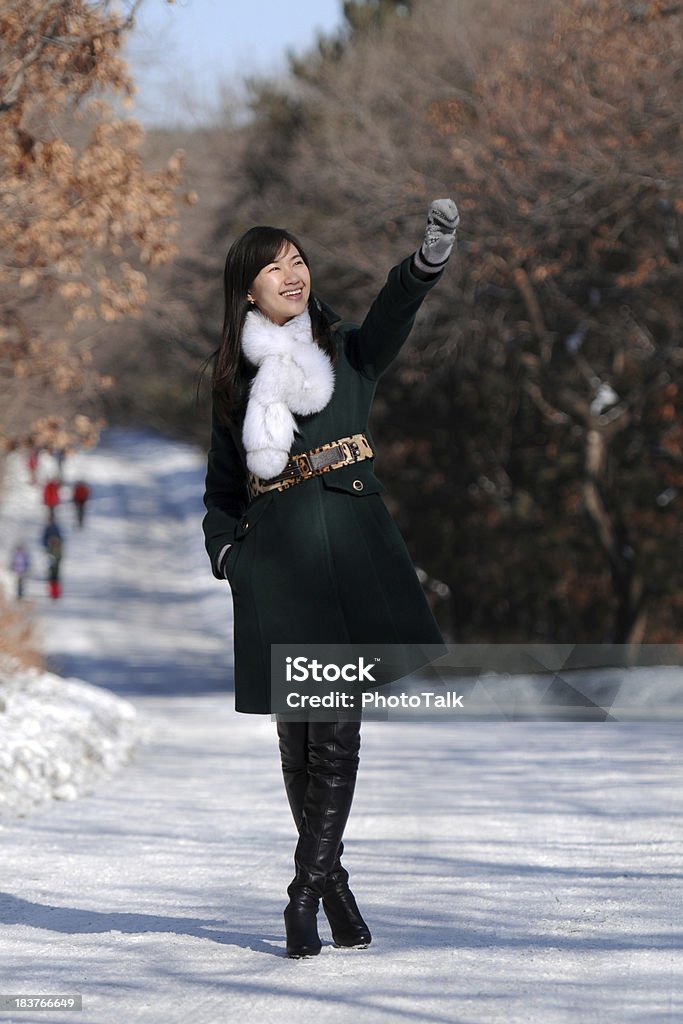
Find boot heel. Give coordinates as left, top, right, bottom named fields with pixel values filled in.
left=323, top=884, right=372, bottom=948
left=284, top=888, right=322, bottom=958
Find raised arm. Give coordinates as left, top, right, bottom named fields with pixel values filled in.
left=344, top=199, right=459, bottom=380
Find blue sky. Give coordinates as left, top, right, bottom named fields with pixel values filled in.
left=125, top=0, right=345, bottom=125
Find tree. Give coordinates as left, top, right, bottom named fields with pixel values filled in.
left=145, top=0, right=681, bottom=641
left=0, top=0, right=184, bottom=452
left=433, top=0, right=683, bottom=640
left=342, top=0, right=412, bottom=33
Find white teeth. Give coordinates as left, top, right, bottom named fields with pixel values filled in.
left=282, top=289, right=302, bottom=297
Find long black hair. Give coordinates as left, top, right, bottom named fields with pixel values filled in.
left=210, top=225, right=335, bottom=427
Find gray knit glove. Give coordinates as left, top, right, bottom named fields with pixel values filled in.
left=413, top=198, right=460, bottom=275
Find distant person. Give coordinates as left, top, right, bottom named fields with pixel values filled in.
left=46, top=534, right=63, bottom=600
left=43, top=478, right=61, bottom=511
left=9, top=543, right=31, bottom=600
left=202, top=200, right=458, bottom=957
left=42, top=511, right=63, bottom=552
left=53, top=447, right=67, bottom=481
left=72, top=480, right=91, bottom=527
left=26, top=447, right=39, bottom=485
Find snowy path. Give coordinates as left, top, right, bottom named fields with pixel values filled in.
left=1, top=431, right=682, bottom=1024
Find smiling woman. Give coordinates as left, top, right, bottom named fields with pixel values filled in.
left=202, top=201, right=460, bottom=958
left=246, top=242, right=311, bottom=325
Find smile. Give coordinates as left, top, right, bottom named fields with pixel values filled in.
left=281, top=289, right=304, bottom=298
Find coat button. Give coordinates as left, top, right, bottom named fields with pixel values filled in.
left=243, top=519, right=249, bottom=530
left=352, top=480, right=364, bottom=491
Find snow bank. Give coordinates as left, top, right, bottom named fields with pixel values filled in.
left=0, top=655, right=143, bottom=818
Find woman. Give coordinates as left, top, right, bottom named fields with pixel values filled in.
left=203, top=199, right=459, bottom=957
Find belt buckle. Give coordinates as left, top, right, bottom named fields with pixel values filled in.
left=291, top=453, right=312, bottom=478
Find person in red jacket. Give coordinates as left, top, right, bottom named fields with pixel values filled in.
left=72, top=480, right=91, bottom=527
left=43, top=478, right=61, bottom=511
left=26, top=448, right=39, bottom=484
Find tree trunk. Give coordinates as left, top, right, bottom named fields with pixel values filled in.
left=583, top=426, right=646, bottom=643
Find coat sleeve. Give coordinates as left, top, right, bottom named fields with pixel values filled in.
left=343, top=255, right=444, bottom=380
left=202, top=410, right=249, bottom=579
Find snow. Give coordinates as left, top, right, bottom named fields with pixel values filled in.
left=1, top=430, right=682, bottom=1024
left=0, top=656, right=140, bottom=815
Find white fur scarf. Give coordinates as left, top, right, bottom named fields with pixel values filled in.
left=241, top=308, right=335, bottom=479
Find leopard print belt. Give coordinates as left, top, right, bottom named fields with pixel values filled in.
left=247, top=432, right=374, bottom=498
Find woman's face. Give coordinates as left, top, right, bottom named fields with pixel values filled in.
left=247, top=242, right=311, bottom=326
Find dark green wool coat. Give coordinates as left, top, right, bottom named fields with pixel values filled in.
left=203, top=255, right=445, bottom=714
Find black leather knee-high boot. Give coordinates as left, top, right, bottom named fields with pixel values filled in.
left=277, top=719, right=371, bottom=956
left=321, top=852, right=372, bottom=949
left=278, top=720, right=309, bottom=830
